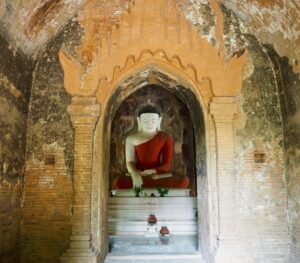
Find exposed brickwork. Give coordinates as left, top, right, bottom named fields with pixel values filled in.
left=210, top=98, right=249, bottom=262
left=21, top=146, right=72, bottom=263
left=234, top=142, right=289, bottom=262
left=0, top=35, right=35, bottom=263
left=21, top=20, right=80, bottom=263
left=60, top=97, right=100, bottom=262
left=0, top=182, right=21, bottom=263
left=228, top=36, right=290, bottom=262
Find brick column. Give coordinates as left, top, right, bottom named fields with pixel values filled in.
left=61, top=97, right=101, bottom=263
left=210, top=97, right=249, bottom=262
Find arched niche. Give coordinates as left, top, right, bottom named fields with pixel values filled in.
left=109, top=84, right=198, bottom=195
left=92, top=66, right=218, bottom=261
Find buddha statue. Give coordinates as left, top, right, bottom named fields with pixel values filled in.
left=112, top=105, right=190, bottom=189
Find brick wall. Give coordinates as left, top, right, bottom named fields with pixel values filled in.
left=20, top=20, right=79, bottom=263
left=21, top=146, right=72, bottom=263
left=234, top=140, right=289, bottom=262
left=0, top=35, right=35, bottom=262
left=233, top=39, right=291, bottom=262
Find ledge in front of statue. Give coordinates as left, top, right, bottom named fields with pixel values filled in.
left=110, top=188, right=190, bottom=197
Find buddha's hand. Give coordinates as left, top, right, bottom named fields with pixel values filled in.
left=131, top=172, right=143, bottom=189
left=140, top=169, right=156, bottom=176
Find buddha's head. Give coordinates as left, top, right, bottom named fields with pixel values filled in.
left=137, top=105, right=162, bottom=133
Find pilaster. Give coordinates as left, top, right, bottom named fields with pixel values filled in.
left=210, top=97, right=251, bottom=262
left=60, top=97, right=101, bottom=263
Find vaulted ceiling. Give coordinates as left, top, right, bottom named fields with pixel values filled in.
left=0, top=0, right=299, bottom=74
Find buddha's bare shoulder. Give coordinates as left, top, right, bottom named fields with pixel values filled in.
left=125, top=131, right=140, bottom=142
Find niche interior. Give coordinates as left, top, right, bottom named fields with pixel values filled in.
left=109, top=85, right=199, bottom=195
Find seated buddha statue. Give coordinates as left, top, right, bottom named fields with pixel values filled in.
left=112, top=105, right=190, bottom=189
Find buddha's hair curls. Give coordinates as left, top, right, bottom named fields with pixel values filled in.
left=138, top=105, right=160, bottom=116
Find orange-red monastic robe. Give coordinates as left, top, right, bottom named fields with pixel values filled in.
left=113, top=132, right=190, bottom=189
left=135, top=132, right=173, bottom=174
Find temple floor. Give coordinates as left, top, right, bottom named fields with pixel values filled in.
left=109, top=235, right=198, bottom=255
left=105, top=235, right=203, bottom=263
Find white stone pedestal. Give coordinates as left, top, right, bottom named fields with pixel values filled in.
left=145, top=224, right=159, bottom=237
left=111, top=188, right=190, bottom=197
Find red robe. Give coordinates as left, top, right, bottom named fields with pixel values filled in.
left=113, top=132, right=189, bottom=189
left=135, top=132, right=173, bottom=174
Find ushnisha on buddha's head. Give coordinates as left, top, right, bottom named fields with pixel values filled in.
left=137, top=105, right=162, bottom=133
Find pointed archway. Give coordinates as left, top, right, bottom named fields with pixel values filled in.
left=95, top=67, right=209, bottom=260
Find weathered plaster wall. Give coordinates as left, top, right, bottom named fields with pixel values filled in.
left=1, top=0, right=299, bottom=77
left=0, top=0, right=130, bottom=56
left=234, top=35, right=289, bottom=261
left=267, top=48, right=300, bottom=263
left=20, top=21, right=81, bottom=263
left=172, top=2, right=289, bottom=260
left=186, top=7, right=289, bottom=260
left=223, top=0, right=300, bottom=75
left=284, top=72, right=300, bottom=263
left=210, top=6, right=289, bottom=262
left=0, top=0, right=85, bottom=56
left=0, top=35, right=35, bottom=263
left=280, top=66, right=300, bottom=263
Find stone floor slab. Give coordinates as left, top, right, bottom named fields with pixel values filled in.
left=104, top=235, right=203, bottom=262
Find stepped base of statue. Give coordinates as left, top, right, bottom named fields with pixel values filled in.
left=113, top=174, right=190, bottom=189
left=145, top=224, right=159, bottom=237
left=110, top=188, right=190, bottom=197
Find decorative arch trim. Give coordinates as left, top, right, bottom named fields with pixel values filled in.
left=59, top=0, right=248, bottom=99
left=96, top=56, right=214, bottom=114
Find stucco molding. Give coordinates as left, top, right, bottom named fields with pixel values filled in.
left=67, top=97, right=101, bottom=128
left=59, top=0, right=248, bottom=99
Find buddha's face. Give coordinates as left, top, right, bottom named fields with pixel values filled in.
left=139, top=113, right=160, bottom=133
